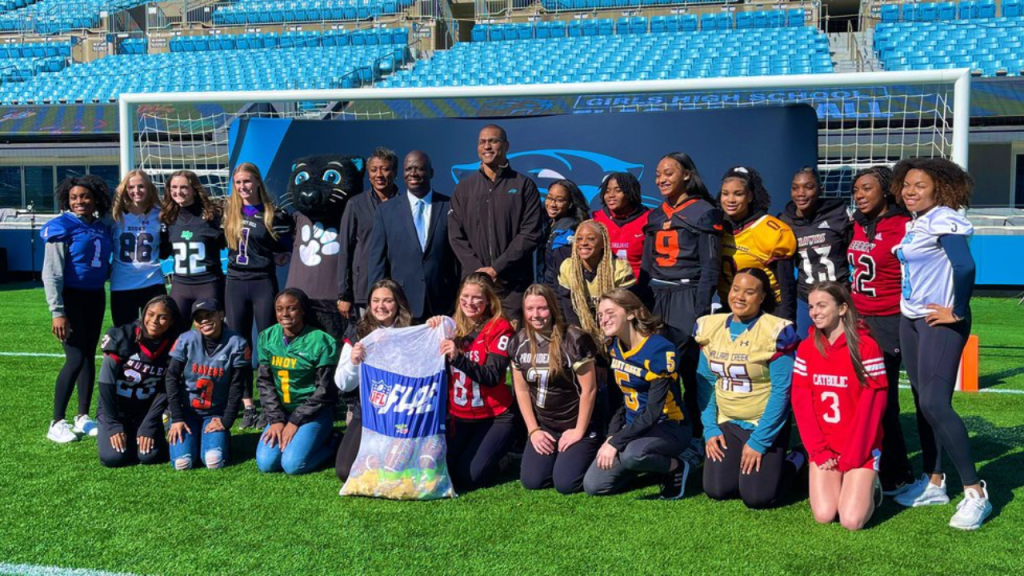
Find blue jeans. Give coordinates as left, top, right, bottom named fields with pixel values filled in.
left=795, top=297, right=812, bottom=341
left=168, top=411, right=230, bottom=470
left=256, top=410, right=335, bottom=475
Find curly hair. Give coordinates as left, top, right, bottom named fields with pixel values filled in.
left=55, top=174, right=112, bottom=217
left=564, top=220, right=617, bottom=343
left=891, top=157, right=973, bottom=211
left=548, top=179, right=591, bottom=225
left=599, top=172, right=644, bottom=214
left=661, top=152, right=713, bottom=204
left=718, top=166, right=772, bottom=216
left=111, top=169, right=159, bottom=223
left=357, top=279, right=413, bottom=339
left=160, top=170, right=220, bottom=224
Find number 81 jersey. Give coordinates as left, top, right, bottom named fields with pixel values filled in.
left=694, top=313, right=797, bottom=426
left=449, top=318, right=515, bottom=420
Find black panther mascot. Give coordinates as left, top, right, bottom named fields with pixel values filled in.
left=284, top=155, right=366, bottom=339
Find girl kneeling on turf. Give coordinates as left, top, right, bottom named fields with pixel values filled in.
left=695, top=268, right=802, bottom=509
left=511, top=284, right=600, bottom=494
left=97, top=296, right=182, bottom=467
left=792, top=282, right=887, bottom=530
left=429, top=273, right=516, bottom=492
left=334, top=279, right=414, bottom=482
left=256, top=288, right=340, bottom=475
left=166, top=299, right=250, bottom=470
left=583, top=289, right=692, bottom=499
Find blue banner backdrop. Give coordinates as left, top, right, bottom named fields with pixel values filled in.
left=228, top=105, right=818, bottom=214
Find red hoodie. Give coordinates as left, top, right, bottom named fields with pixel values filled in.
left=792, top=323, right=887, bottom=471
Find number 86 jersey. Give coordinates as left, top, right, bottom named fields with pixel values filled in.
left=448, top=318, right=515, bottom=420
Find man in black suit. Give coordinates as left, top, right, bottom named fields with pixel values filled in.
left=367, top=150, right=459, bottom=322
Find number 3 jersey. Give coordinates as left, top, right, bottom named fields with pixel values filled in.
left=448, top=318, right=515, bottom=420
left=161, top=202, right=225, bottom=285
left=257, top=323, right=339, bottom=413
left=694, top=313, right=798, bottom=427
left=111, top=208, right=164, bottom=291
left=168, top=328, right=250, bottom=419
left=779, top=198, right=852, bottom=299
left=792, top=326, right=887, bottom=470
left=509, top=326, right=598, bottom=432
left=848, top=206, right=911, bottom=317
left=894, top=206, right=974, bottom=319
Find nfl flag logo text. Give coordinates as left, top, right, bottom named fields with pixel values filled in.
left=370, top=380, right=390, bottom=408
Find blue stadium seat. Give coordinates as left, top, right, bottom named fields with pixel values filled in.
left=959, top=1, right=978, bottom=19
left=737, top=13, right=754, bottom=29
left=978, top=0, right=996, bottom=18
left=1005, top=0, right=1022, bottom=17
left=920, top=3, right=938, bottom=21
left=472, top=25, right=487, bottom=42
left=937, top=2, right=957, bottom=20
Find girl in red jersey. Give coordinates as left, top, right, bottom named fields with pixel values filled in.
left=792, top=282, right=888, bottom=531
left=428, top=273, right=516, bottom=491
left=593, top=172, right=649, bottom=281
left=846, top=166, right=915, bottom=496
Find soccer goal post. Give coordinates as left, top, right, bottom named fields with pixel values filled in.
left=118, top=69, right=972, bottom=197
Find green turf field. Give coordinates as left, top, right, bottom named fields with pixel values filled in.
left=1, top=285, right=1022, bottom=575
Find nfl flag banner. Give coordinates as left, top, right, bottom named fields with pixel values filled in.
left=340, top=319, right=456, bottom=500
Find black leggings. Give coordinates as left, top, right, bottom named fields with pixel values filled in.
left=900, top=315, right=980, bottom=486
left=110, top=284, right=167, bottom=327
left=520, top=428, right=602, bottom=494
left=703, top=421, right=795, bottom=509
left=169, top=279, right=224, bottom=324
left=53, top=288, right=106, bottom=422
left=97, top=413, right=168, bottom=467
left=652, top=285, right=702, bottom=439
left=864, top=314, right=914, bottom=491
left=335, top=399, right=362, bottom=483
left=447, top=411, right=517, bottom=492
left=225, top=276, right=278, bottom=400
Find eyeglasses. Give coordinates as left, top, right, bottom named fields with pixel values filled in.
left=545, top=196, right=570, bottom=205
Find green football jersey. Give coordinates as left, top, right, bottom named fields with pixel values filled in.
left=258, top=324, right=339, bottom=411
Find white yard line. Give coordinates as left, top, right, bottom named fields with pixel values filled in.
left=0, top=563, right=138, bottom=576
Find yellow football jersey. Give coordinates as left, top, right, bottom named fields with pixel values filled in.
left=694, top=312, right=796, bottom=427
left=718, top=214, right=797, bottom=304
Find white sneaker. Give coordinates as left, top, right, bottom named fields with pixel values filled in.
left=949, top=482, right=992, bottom=531
left=895, top=473, right=950, bottom=507
left=72, top=414, right=98, bottom=437
left=47, top=419, right=79, bottom=444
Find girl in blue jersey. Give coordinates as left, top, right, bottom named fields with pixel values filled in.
left=160, top=170, right=225, bottom=320
left=890, top=158, right=990, bottom=530
left=538, top=179, right=589, bottom=287
left=583, top=288, right=692, bottom=500
left=42, top=175, right=114, bottom=444
left=223, top=163, right=292, bottom=428
left=165, top=299, right=250, bottom=470
left=110, top=169, right=166, bottom=327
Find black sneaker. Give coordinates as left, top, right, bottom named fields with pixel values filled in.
left=256, top=410, right=267, bottom=430
left=240, top=406, right=258, bottom=429
left=660, top=459, right=691, bottom=500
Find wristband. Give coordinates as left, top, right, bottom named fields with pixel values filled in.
left=528, top=428, right=541, bottom=437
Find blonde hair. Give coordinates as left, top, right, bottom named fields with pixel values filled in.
left=224, top=163, right=278, bottom=251
left=160, top=170, right=220, bottom=224
left=111, top=169, right=160, bottom=223
left=521, top=284, right=568, bottom=380
left=565, top=220, right=615, bottom=342
left=454, top=273, right=505, bottom=340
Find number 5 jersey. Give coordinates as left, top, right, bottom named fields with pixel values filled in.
left=166, top=327, right=250, bottom=427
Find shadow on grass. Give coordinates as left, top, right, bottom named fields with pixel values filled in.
left=979, top=365, right=1024, bottom=389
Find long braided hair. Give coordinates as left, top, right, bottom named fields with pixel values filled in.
left=565, top=220, right=615, bottom=342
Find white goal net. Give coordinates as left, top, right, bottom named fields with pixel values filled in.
left=120, top=70, right=971, bottom=199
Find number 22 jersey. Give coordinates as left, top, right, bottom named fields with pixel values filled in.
left=448, top=318, right=515, bottom=420
left=111, top=208, right=164, bottom=291
left=162, top=202, right=225, bottom=285
left=848, top=206, right=910, bottom=317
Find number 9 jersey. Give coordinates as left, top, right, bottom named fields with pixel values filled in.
left=448, top=317, right=515, bottom=420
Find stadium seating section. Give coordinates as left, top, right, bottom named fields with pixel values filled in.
left=875, top=3, right=1024, bottom=76
left=0, top=41, right=72, bottom=85
left=0, top=0, right=147, bottom=34
left=0, top=30, right=409, bottom=105
left=213, top=0, right=415, bottom=26
left=541, top=0, right=736, bottom=9
left=383, top=14, right=831, bottom=87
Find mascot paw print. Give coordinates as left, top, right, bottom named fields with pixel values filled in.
left=299, top=222, right=340, bottom=267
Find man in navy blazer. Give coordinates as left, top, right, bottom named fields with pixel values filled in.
left=367, top=151, right=459, bottom=322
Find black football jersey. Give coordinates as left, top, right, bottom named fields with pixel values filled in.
left=162, top=204, right=225, bottom=285
left=227, top=209, right=293, bottom=279
left=509, top=326, right=597, bottom=432
left=780, top=198, right=852, bottom=298
left=101, top=322, right=174, bottom=404
left=644, top=198, right=724, bottom=282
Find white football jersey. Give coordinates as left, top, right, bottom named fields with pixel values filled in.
left=894, top=206, right=973, bottom=319
left=110, top=208, right=165, bottom=291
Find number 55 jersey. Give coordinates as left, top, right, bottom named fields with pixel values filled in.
left=167, top=327, right=250, bottom=425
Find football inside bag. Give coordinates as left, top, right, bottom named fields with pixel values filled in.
left=340, top=319, right=456, bottom=500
